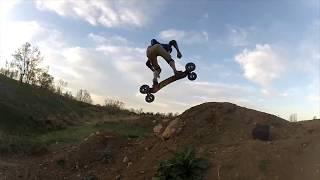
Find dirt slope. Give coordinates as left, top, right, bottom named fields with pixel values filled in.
left=0, top=74, right=133, bottom=135
left=1, top=102, right=320, bottom=180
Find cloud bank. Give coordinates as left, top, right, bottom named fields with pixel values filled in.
left=36, top=0, right=164, bottom=28
left=159, top=29, right=209, bottom=44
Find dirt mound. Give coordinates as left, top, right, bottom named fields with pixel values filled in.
left=169, top=102, right=290, bottom=144
left=147, top=102, right=320, bottom=180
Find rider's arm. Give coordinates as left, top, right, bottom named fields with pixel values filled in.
left=169, top=40, right=182, bottom=58
left=146, top=59, right=154, bottom=71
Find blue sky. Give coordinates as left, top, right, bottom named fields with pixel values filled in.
left=0, top=0, right=319, bottom=120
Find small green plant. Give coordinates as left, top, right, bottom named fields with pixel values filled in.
left=94, top=121, right=150, bottom=138
left=83, top=174, right=98, bottom=180
left=0, top=134, right=47, bottom=154
left=100, top=146, right=113, bottom=164
left=56, top=158, right=66, bottom=167
left=155, top=146, right=209, bottom=180
left=258, top=159, right=270, bottom=172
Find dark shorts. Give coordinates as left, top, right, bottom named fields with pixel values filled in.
left=146, top=44, right=174, bottom=71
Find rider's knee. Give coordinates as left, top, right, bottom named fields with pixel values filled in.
left=146, top=60, right=152, bottom=68
left=167, top=59, right=174, bottom=65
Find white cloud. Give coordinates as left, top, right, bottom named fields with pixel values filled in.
left=88, top=33, right=128, bottom=45
left=235, top=44, right=286, bottom=87
left=227, top=25, right=249, bottom=47
left=0, top=21, right=58, bottom=66
left=159, top=29, right=209, bottom=44
left=35, top=0, right=164, bottom=28
left=0, top=0, right=20, bottom=20
left=261, top=88, right=289, bottom=97
left=95, top=44, right=148, bottom=84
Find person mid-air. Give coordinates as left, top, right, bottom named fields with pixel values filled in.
left=146, top=39, right=183, bottom=86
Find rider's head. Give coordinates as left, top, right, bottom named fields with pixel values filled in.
left=151, top=39, right=159, bottom=46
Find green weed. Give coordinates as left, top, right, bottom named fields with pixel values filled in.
left=258, top=159, right=270, bottom=173
left=155, top=146, right=210, bottom=180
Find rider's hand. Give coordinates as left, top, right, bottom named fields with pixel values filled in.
left=177, top=52, right=182, bottom=59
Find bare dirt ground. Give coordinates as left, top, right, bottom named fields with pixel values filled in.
left=1, top=102, right=320, bottom=180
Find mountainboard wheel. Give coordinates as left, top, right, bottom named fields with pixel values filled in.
left=188, top=72, right=197, bottom=81
left=140, top=84, right=150, bottom=94
left=145, top=94, right=155, bottom=103
left=185, top=62, right=196, bottom=72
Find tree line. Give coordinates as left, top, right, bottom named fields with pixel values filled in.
left=0, top=42, right=92, bottom=104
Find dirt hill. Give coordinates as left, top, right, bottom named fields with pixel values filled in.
left=0, top=74, right=109, bottom=134
left=1, top=102, right=320, bottom=180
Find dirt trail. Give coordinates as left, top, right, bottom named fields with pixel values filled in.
left=1, top=102, right=320, bottom=180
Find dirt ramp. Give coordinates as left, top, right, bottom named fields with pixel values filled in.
left=171, top=102, right=290, bottom=145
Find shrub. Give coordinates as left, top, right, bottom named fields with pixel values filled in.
left=104, top=98, right=125, bottom=114
left=0, top=134, right=47, bottom=154
left=155, top=146, right=209, bottom=180
left=258, top=159, right=270, bottom=173
left=100, top=146, right=113, bottom=164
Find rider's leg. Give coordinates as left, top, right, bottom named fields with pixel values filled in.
left=169, top=60, right=178, bottom=74
left=147, top=45, right=161, bottom=85
left=153, top=68, right=161, bottom=84
left=150, top=57, right=161, bottom=81
left=156, top=45, right=182, bottom=75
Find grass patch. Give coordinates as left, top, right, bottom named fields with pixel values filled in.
left=0, top=134, right=47, bottom=154
left=37, top=125, right=97, bottom=144
left=258, top=159, right=270, bottom=173
left=56, top=158, right=66, bottom=167
left=0, top=121, right=150, bottom=154
left=38, top=121, right=150, bottom=145
left=94, top=121, right=150, bottom=138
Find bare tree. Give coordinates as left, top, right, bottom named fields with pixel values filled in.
left=0, top=60, right=18, bottom=79
left=56, top=79, right=68, bottom=95
left=76, top=89, right=92, bottom=104
left=64, top=91, right=74, bottom=99
left=0, top=60, right=10, bottom=76
left=289, top=113, right=298, bottom=122
left=12, top=42, right=43, bottom=83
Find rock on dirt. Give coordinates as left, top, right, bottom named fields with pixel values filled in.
left=122, top=156, right=129, bottom=163
left=161, top=118, right=185, bottom=140
left=115, top=175, right=121, bottom=180
left=153, top=124, right=163, bottom=134
left=127, top=162, right=133, bottom=168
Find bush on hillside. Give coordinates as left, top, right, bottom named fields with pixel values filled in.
left=155, top=146, right=209, bottom=180
left=0, top=134, right=47, bottom=154
left=103, top=98, right=125, bottom=114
